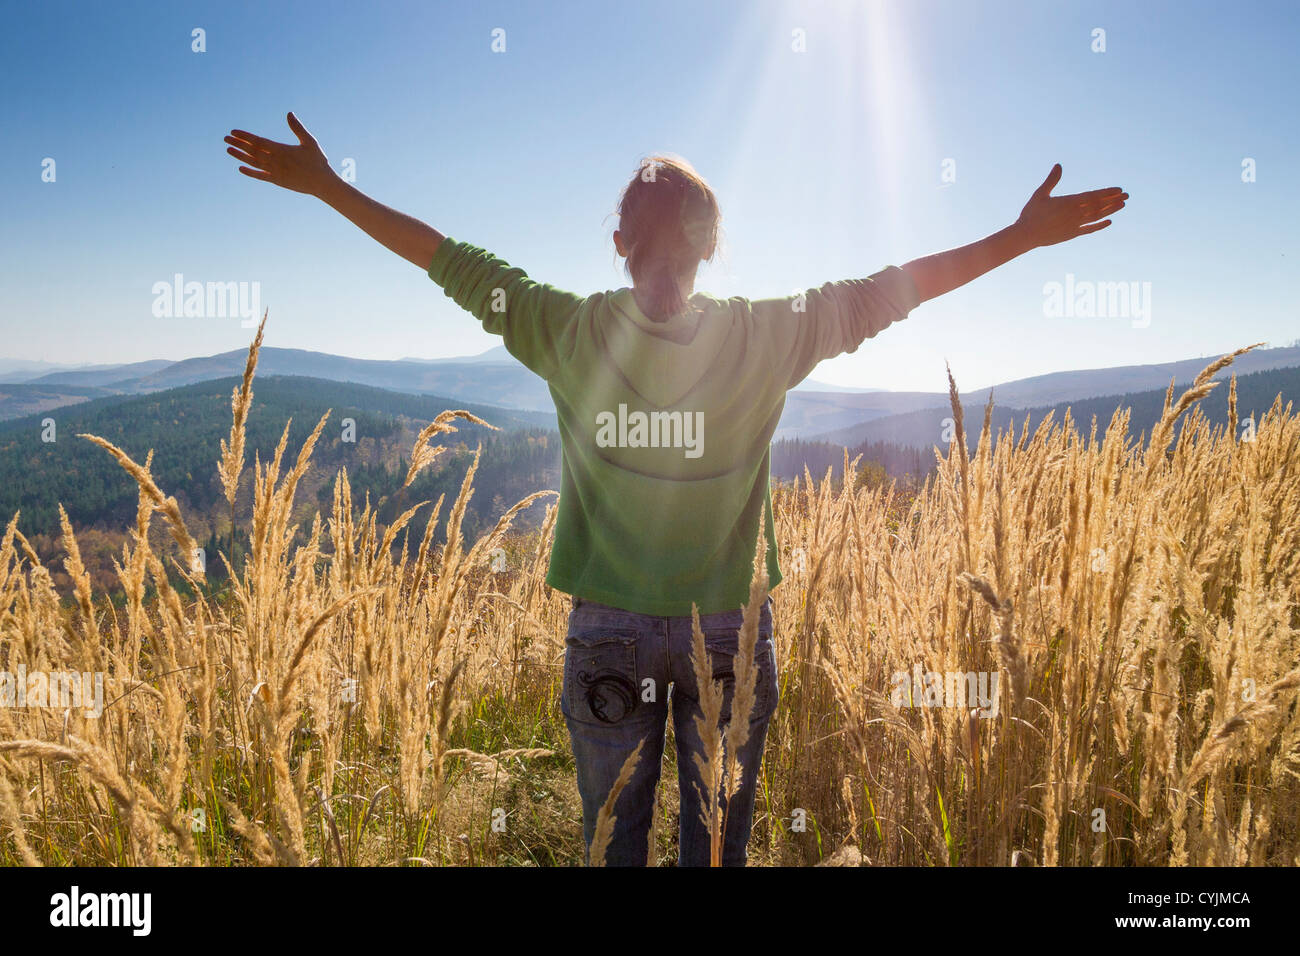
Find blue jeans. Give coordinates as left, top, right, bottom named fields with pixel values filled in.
left=560, top=594, right=779, bottom=866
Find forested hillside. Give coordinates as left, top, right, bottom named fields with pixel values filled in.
left=0, top=375, right=557, bottom=543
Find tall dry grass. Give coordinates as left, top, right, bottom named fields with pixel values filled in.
left=766, top=345, right=1300, bottom=865
left=0, top=321, right=1296, bottom=866
left=0, top=316, right=561, bottom=866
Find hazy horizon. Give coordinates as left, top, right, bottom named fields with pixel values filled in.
left=5, top=339, right=1298, bottom=399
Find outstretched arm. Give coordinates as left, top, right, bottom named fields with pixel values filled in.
left=227, top=112, right=585, bottom=381
left=225, top=113, right=444, bottom=269
left=900, top=164, right=1127, bottom=303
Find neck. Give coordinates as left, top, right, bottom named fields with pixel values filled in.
left=632, top=276, right=695, bottom=319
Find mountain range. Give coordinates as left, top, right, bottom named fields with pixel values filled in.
left=3, top=342, right=1298, bottom=444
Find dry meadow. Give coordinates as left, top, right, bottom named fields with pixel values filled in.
left=2, top=322, right=1297, bottom=867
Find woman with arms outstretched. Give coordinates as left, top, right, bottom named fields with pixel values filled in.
left=226, top=113, right=1126, bottom=866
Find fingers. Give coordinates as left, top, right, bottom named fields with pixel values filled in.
left=1033, top=163, right=1063, bottom=199
left=1063, top=187, right=1127, bottom=204
left=1076, top=219, right=1111, bottom=236
left=225, top=134, right=268, bottom=153
left=226, top=145, right=264, bottom=168
left=1077, top=196, right=1127, bottom=226
left=286, top=111, right=318, bottom=146
left=1051, top=187, right=1127, bottom=231
left=237, top=166, right=274, bottom=182
left=228, top=129, right=284, bottom=152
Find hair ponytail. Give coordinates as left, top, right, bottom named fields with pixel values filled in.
left=615, top=156, right=720, bottom=321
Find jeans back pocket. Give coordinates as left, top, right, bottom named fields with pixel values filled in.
left=563, top=627, right=640, bottom=725
left=695, top=627, right=778, bottom=723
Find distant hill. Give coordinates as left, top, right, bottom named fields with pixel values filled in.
left=779, top=347, right=1300, bottom=441
left=791, top=379, right=883, bottom=393
left=0, top=384, right=120, bottom=421
left=959, top=345, right=1300, bottom=409
left=24, top=359, right=175, bottom=388
left=0, top=358, right=178, bottom=380
left=5, top=341, right=1297, bottom=441
left=13, top=346, right=551, bottom=410
left=774, top=390, right=950, bottom=440
left=810, top=365, right=1300, bottom=451
left=0, top=376, right=558, bottom=540
left=397, top=345, right=512, bottom=364
left=89, top=347, right=554, bottom=410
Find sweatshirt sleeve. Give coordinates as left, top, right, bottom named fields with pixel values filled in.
left=754, top=266, right=921, bottom=389
left=428, top=237, right=585, bottom=381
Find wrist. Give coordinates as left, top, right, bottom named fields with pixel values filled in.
left=1006, top=220, right=1039, bottom=256
left=314, top=169, right=348, bottom=205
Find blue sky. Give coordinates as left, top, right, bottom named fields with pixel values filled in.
left=2, top=0, right=1296, bottom=393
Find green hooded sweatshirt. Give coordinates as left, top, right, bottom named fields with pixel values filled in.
left=428, top=238, right=920, bottom=616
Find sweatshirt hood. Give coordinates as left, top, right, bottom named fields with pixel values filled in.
left=604, top=287, right=736, bottom=408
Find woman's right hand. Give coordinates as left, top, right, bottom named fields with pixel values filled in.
left=225, top=112, right=337, bottom=197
